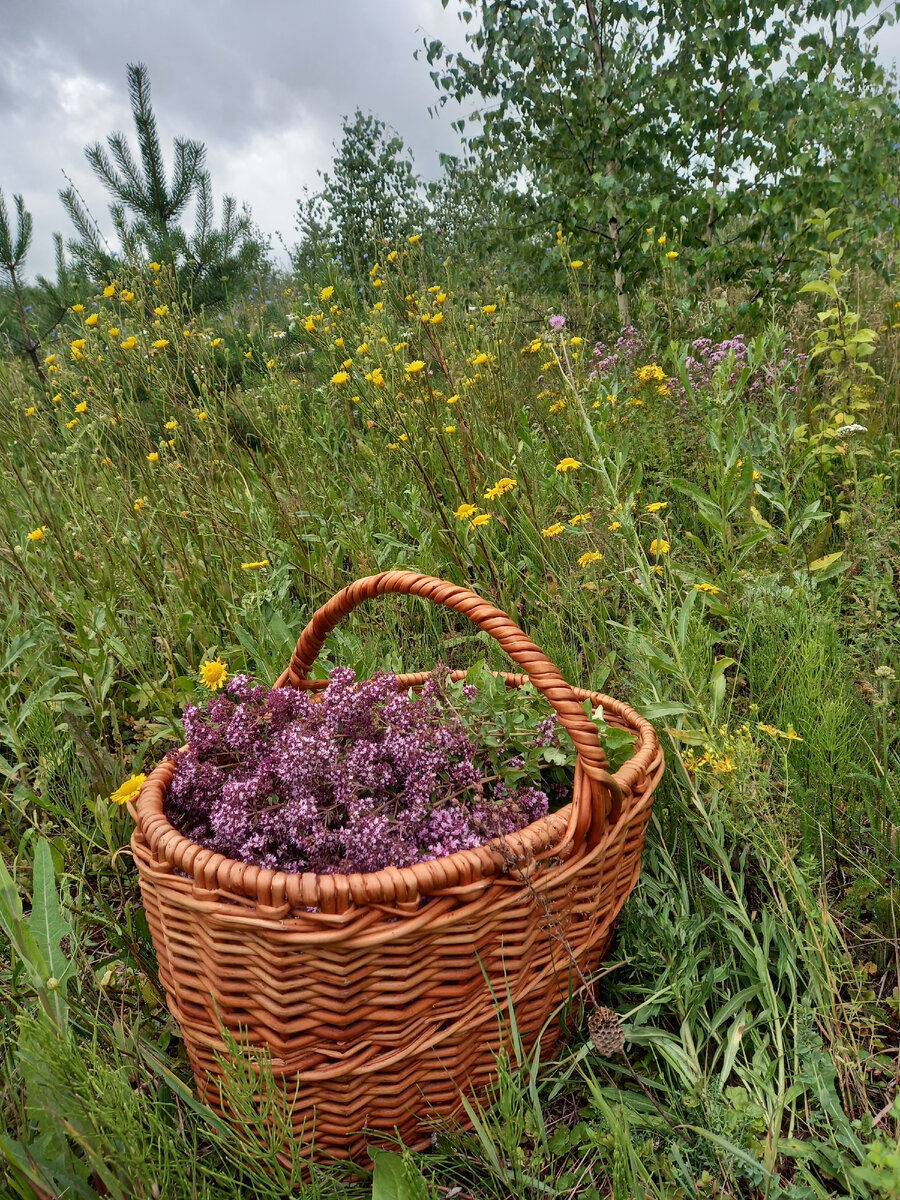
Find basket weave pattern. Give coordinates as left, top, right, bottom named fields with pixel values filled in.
left=131, top=571, right=663, bottom=1162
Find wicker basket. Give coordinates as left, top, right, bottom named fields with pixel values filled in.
left=130, top=571, right=663, bottom=1163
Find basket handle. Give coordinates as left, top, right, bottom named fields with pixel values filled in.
left=281, top=571, right=619, bottom=801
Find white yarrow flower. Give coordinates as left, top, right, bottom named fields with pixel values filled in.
left=834, top=423, right=867, bottom=436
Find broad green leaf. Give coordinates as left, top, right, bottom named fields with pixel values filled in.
left=28, top=840, right=75, bottom=991
left=371, top=1150, right=432, bottom=1200
left=808, top=551, right=843, bottom=572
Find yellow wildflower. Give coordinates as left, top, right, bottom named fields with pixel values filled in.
left=71, top=303, right=84, bottom=313
left=408, top=234, right=421, bottom=244
left=608, top=521, right=622, bottom=531
left=570, top=260, right=584, bottom=269
left=75, top=400, right=87, bottom=413
left=165, top=420, right=178, bottom=430
left=694, top=582, right=720, bottom=595
left=66, top=418, right=78, bottom=428
left=154, top=305, right=168, bottom=317
left=657, top=234, right=666, bottom=245
left=108, top=327, right=120, bottom=337
left=578, top=551, right=602, bottom=566
left=134, top=497, right=146, bottom=511
left=473, top=352, right=489, bottom=366
left=455, top=503, right=478, bottom=520
left=51, top=393, right=61, bottom=403
left=110, top=773, right=146, bottom=805
left=444, top=425, right=457, bottom=434
left=541, top=523, right=565, bottom=538
left=241, top=561, right=269, bottom=570
left=149, top=261, right=161, bottom=271
left=645, top=501, right=668, bottom=513
left=484, top=478, right=517, bottom=500
left=471, top=513, right=491, bottom=527
left=447, top=394, right=459, bottom=404
left=482, top=304, right=497, bottom=314
left=196, top=411, right=208, bottom=421
left=25, top=406, right=35, bottom=416
left=666, top=251, right=679, bottom=260
left=555, top=457, right=581, bottom=472
left=569, top=512, right=592, bottom=525
left=85, top=313, right=98, bottom=327
left=331, top=371, right=349, bottom=385
left=120, top=336, right=137, bottom=349
left=27, top=526, right=47, bottom=541
left=152, top=339, right=169, bottom=350
left=320, top=285, right=334, bottom=301
left=649, top=539, right=670, bottom=555
left=44, top=353, right=56, bottom=364
left=147, top=451, right=159, bottom=462
left=405, top=360, right=425, bottom=374
left=71, top=338, right=86, bottom=351
left=121, top=290, right=134, bottom=302
left=199, top=658, right=228, bottom=691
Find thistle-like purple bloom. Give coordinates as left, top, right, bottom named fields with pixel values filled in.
left=165, top=667, right=553, bottom=877
left=549, top=314, right=566, bottom=331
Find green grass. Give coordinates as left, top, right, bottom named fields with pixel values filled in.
left=2, top=239, right=900, bottom=1197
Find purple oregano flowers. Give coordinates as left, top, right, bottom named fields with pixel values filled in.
left=165, top=666, right=559, bottom=876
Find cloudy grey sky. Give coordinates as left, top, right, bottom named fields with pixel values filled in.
left=2, top=0, right=899, bottom=280
left=1, top=0, right=468, bottom=278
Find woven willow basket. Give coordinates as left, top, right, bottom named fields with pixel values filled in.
left=130, top=571, right=663, bottom=1164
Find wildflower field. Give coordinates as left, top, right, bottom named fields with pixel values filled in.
left=3, top=3, right=900, bottom=1192
left=2, top=219, right=900, bottom=1197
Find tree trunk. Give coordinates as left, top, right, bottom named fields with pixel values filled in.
left=609, top=214, right=630, bottom=325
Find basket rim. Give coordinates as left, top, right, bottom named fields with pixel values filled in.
left=130, top=670, right=661, bottom=911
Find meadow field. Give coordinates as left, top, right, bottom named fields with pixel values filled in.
left=2, top=2, right=900, bottom=1190
left=1, top=224, right=899, bottom=1197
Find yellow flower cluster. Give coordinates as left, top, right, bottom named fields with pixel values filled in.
left=635, top=364, right=666, bottom=386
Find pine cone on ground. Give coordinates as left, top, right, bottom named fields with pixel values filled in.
left=588, top=1006, right=625, bottom=1057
